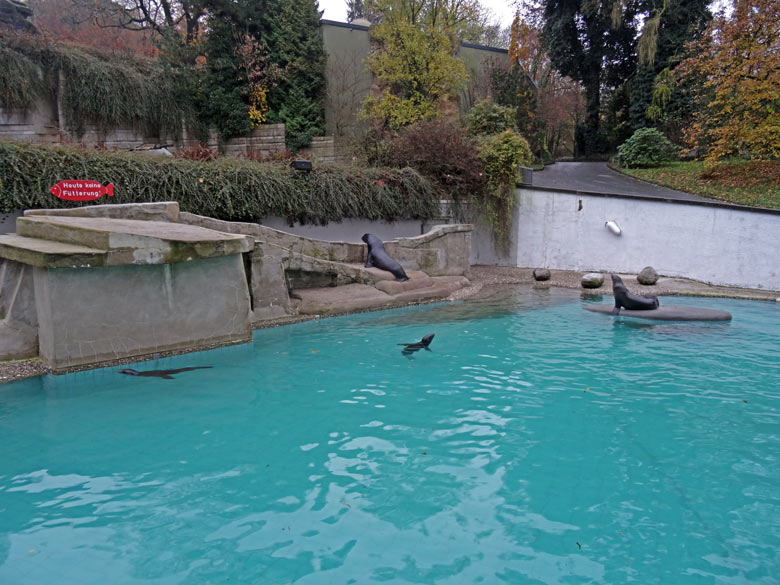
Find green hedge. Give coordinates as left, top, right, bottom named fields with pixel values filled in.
left=0, top=141, right=440, bottom=224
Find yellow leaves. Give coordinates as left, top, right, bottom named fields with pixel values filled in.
left=363, top=91, right=438, bottom=129
left=248, top=85, right=269, bottom=127
left=364, top=1, right=467, bottom=128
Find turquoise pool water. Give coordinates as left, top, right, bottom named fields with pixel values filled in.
left=1, top=288, right=779, bottom=585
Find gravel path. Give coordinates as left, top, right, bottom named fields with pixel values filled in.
left=2, top=266, right=777, bottom=385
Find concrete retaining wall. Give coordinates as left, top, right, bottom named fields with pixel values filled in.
left=508, top=187, right=780, bottom=291
left=258, top=217, right=432, bottom=242
left=33, top=255, right=252, bottom=370
left=0, top=102, right=60, bottom=144
left=3, top=208, right=444, bottom=243
left=0, top=99, right=287, bottom=155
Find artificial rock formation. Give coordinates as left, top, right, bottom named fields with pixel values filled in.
left=0, top=202, right=472, bottom=370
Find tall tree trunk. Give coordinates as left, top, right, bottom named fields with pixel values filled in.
left=581, top=65, right=601, bottom=155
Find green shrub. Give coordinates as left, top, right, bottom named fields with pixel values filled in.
left=463, top=99, right=516, bottom=136
left=0, top=141, right=439, bottom=224
left=616, top=127, right=679, bottom=168
left=477, top=129, right=532, bottom=252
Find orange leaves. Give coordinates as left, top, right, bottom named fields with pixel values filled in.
left=678, top=0, right=780, bottom=160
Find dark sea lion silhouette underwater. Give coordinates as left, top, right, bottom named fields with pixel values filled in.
left=398, top=334, right=435, bottom=355
left=118, top=366, right=212, bottom=379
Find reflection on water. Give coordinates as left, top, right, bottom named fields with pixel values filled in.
left=368, top=285, right=584, bottom=326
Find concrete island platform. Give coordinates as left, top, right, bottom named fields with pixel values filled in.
left=584, top=304, right=733, bottom=321
left=0, top=202, right=473, bottom=372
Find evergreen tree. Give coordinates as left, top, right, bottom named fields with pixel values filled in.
left=541, top=0, right=639, bottom=156
left=263, top=0, right=327, bottom=151
left=347, top=0, right=365, bottom=21
left=629, top=0, right=711, bottom=131
left=199, top=0, right=326, bottom=150
left=198, top=11, right=253, bottom=140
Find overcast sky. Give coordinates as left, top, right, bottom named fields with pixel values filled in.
left=318, top=0, right=518, bottom=27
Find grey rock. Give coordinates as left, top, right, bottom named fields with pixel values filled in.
left=637, top=266, right=659, bottom=285
left=581, top=273, right=604, bottom=289
left=533, top=268, right=551, bottom=281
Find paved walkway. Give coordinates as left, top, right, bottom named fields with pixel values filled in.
left=533, top=161, right=712, bottom=202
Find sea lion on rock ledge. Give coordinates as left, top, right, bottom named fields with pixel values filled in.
left=362, top=233, right=409, bottom=282
left=611, top=274, right=659, bottom=314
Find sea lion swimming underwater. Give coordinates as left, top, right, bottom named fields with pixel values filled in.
left=118, top=366, right=212, bottom=379
left=398, top=334, right=435, bottom=355
left=611, top=274, right=659, bottom=314
left=362, top=233, right=409, bottom=282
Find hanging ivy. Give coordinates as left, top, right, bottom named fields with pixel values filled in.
left=0, top=33, right=192, bottom=140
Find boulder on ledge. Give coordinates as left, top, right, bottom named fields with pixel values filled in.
left=533, top=268, right=551, bottom=281
left=638, top=266, right=659, bottom=285
left=581, top=273, right=604, bottom=289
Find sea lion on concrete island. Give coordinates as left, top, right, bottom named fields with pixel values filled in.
left=362, top=233, right=409, bottom=282
left=398, top=334, right=435, bottom=355
left=118, top=366, right=212, bottom=379
left=611, top=274, right=659, bottom=314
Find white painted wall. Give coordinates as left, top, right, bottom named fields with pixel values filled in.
left=259, top=217, right=434, bottom=242
left=510, top=188, right=780, bottom=290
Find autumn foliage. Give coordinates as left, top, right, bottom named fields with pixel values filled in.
left=28, top=0, right=157, bottom=57
left=503, top=12, right=583, bottom=159
left=678, top=0, right=780, bottom=160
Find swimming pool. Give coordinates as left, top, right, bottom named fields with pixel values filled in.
left=1, top=288, right=778, bottom=584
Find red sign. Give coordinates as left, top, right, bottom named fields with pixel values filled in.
left=50, top=180, right=114, bottom=202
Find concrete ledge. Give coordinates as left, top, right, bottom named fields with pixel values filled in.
left=15, top=216, right=254, bottom=265
left=0, top=321, right=38, bottom=360
left=25, top=202, right=181, bottom=222
left=374, top=271, right=433, bottom=294
left=0, top=234, right=106, bottom=268
left=395, top=224, right=473, bottom=247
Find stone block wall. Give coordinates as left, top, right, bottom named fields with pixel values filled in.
left=0, top=97, right=288, bottom=156
left=0, top=101, right=60, bottom=145
left=300, top=136, right=337, bottom=163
